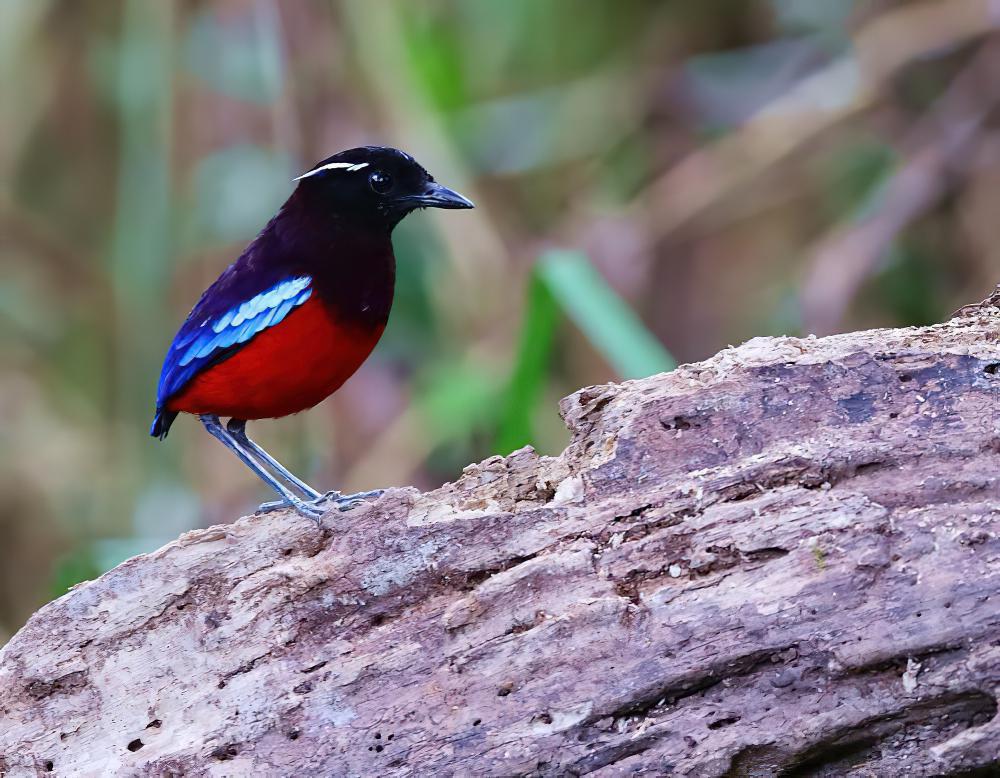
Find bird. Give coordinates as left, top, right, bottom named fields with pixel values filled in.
left=151, top=146, right=474, bottom=520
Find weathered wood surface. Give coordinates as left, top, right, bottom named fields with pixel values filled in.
left=2, top=304, right=1000, bottom=777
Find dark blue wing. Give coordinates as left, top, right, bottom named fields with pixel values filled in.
left=155, top=275, right=313, bottom=409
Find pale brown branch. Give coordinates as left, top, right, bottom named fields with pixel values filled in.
left=1, top=305, right=1000, bottom=775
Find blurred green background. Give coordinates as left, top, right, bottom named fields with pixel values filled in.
left=3, top=0, right=999, bottom=639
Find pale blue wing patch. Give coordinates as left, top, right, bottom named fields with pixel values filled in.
left=156, top=274, right=316, bottom=405
left=176, top=275, right=313, bottom=368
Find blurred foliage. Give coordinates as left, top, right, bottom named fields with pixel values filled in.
left=496, top=251, right=675, bottom=454
left=3, top=0, right=1000, bottom=638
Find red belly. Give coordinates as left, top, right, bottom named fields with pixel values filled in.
left=167, top=297, right=384, bottom=420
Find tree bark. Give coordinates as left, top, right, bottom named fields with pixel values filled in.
left=2, top=302, right=1000, bottom=777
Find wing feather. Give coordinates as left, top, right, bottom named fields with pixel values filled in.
left=157, top=275, right=313, bottom=405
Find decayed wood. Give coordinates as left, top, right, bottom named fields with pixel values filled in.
left=2, top=303, right=1000, bottom=777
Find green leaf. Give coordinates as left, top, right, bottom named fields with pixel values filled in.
left=50, top=546, right=103, bottom=597
left=495, top=270, right=560, bottom=454
left=416, top=359, right=499, bottom=439
left=537, top=250, right=675, bottom=379
left=495, top=250, right=674, bottom=454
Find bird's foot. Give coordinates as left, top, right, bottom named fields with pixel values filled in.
left=256, top=488, right=385, bottom=519
left=316, top=488, right=386, bottom=512
left=256, top=495, right=325, bottom=521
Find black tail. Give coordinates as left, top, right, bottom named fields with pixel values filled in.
left=150, top=407, right=178, bottom=440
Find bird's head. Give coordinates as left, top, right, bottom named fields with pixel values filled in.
left=292, top=146, right=474, bottom=229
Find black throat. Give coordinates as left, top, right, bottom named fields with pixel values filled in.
left=275, top=189, right=397, bottom=329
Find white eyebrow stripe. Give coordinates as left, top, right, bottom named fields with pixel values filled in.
left=293, top=161, right=369, bottom=181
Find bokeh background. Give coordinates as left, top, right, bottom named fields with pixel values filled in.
left=4, top=0, right=1000, bottom=639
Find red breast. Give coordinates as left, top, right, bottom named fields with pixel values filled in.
left=167, top=296, right=384, bottom=420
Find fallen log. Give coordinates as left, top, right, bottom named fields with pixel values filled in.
left=2, top=300, right=1000, bottom=776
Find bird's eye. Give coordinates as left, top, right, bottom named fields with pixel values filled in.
left=368, top=170, right=393, bottom=194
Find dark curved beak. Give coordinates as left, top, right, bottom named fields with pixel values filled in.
left=407, top=181, right=475, bottom=210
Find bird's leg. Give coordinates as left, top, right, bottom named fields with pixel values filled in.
left=225, top=419, right=322, bottom=500
left=216, top=418, right=385, bottom=514
left=218, top=419, right=383, bottom=514
left=199, top=414, right=323, bottom=521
